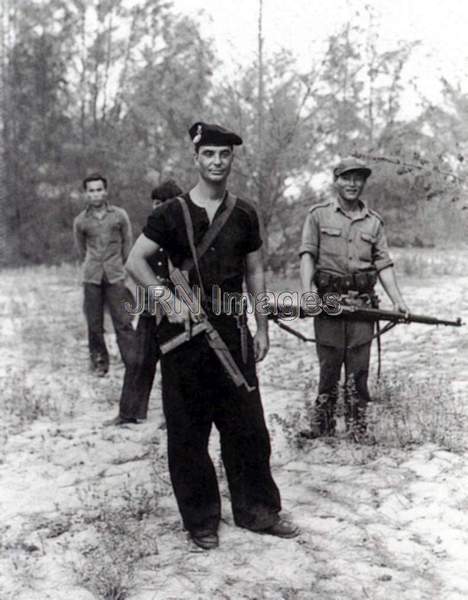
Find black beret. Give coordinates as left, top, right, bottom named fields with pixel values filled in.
left=334, top=157, right=372, bottom=178
left=188, top=122, right=243, bottom=148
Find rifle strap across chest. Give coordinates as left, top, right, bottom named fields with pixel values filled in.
left=177, top=193, right=237, bottom=299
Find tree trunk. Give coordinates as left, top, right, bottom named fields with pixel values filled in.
left=256, top=0, right=269, bottom=253
left=0, top=0, right=15, bottom=265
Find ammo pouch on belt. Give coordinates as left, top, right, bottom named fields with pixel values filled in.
left=314, top=270, right=377, bottom=295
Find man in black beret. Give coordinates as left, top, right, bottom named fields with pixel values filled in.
left=300, top=157, right=408, bottom=441
left=126, top=121, right=299, bottom=549
left=189, top=121, right=243, bottom=149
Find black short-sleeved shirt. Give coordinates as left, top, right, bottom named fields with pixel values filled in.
left=146, top=246, right=168, bottom=279
left=142, top=192, right=262, bottom=297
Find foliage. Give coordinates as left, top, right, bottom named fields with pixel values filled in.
left=0, top=1, right=467, bottom=269
left=0, top=0, right=215, bottom=263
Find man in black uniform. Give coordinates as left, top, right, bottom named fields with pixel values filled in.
left=126, top=122, right=298, bottom=550
left=300, top=158, right=409, bottom=440
left=105, top=180, right=183, bottom=426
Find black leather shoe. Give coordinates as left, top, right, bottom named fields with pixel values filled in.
left=260, top=518, right=300, bottom=539
left=90, top=364, right=108, bottom=377
left=189, top=530, right=219, bottom=550
left=90, top=358, right=108, bottom=377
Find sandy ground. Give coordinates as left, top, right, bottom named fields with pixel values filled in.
left=1, top=258, right=468, bottom=600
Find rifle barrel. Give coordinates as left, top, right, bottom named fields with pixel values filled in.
left=268, top=302, right=463, bottom=327
left=342, top=306, right=463, bottom=327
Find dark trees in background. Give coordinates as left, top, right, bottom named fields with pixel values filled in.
left=0, top=0, right=215, bottom=264
left=0, top=0, right=466, bottom=269
left=6, top=31, right=72, bottom=260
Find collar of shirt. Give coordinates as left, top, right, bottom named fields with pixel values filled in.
left=186, top=190, right=229, bottom=224
left=85, top=202, right=114, bottom=215
left=332, top=196, right=369, bottom=221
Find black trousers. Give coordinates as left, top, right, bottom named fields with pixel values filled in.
left=119, top=315, right=160, bottom=420
left=158, top=317, right=281, bottom=533
left=83, top=279, right=135, bottom=370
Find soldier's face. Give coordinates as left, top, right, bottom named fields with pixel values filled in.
left=85, top=180, right=107, bottom=206
left=194, top=145, right=233, bottom=184
left=335, top=171, right=367, bottom=203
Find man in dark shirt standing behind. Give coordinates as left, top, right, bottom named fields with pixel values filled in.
left=126, top=122, right=299, bottom=550
left=106, top=179, right=183, bottom=426
left=73, top=172, right=135, bottom=376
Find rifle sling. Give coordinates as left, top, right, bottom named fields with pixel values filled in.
left=177, top=196, right=206, bottom=301
left=178, top=192, right=237, bottom=277
left=270, top=314, right=398, bottom=351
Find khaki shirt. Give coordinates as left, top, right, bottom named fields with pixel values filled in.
left=299, top=197, right=393, bottom=276
left=73, top=203, right=133, bottom=284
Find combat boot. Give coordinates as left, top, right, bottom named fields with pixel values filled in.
left=344, top=397, right=370, bottom=443
left=307, top=393, right=337, bottom=438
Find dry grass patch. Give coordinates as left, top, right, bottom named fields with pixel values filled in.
left=71, top=479, right=163, bottom=600
left=271, top=370, right=467, bottom=454
left=368, top=373, right=467, bottom=452
left=0, top=369, right=61, bottom=432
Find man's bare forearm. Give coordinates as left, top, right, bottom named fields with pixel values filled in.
left=246, top=267, right=268, bottom=333
left=126, top=251, right=161, bottom=288
left=244, top=250, right=269, bottom=334
left=300, top=253, right=316, bottom=292
left=378, top=266, right=407, bottom=307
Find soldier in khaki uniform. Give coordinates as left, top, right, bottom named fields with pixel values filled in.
left=299, top=158, right=408, bottom=440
